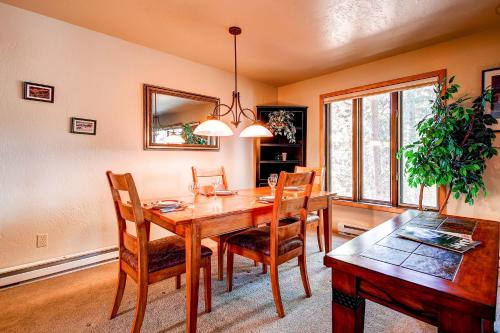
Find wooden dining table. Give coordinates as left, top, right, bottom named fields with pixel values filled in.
left=143, top=186, right=336, bottom=332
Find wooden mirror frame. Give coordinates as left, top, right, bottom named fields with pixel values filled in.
left=143, top=84, right=220, bottom=151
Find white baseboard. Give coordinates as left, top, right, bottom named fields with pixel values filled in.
left=0, top=246, right=118, bottom=288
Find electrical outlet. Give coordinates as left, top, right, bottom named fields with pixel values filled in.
left=36, top=234, right=48, bottom=248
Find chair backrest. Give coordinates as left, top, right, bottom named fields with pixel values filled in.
left=191, top=166, right=228, bottom=190
left=269, top=171, right=316, bottom=257
left=295, top=166, right=324, bottom=190
left=106, top=171, right=149, bottom=273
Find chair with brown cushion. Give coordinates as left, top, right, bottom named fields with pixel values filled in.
left=291, top=166, right=325, bottom=252
left=192, top=166, right=257, bottom=280
left=226, top=170, right=315, bottom=318
left=106, top=171, right=212, bottom=333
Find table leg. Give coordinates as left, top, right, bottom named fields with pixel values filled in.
left=481, top=319, right=494, bottom=333
left=438, top=310, right=481, bottom=333
left=185, top=223, right=201, bottom=333
left=323, top=196, right=333, bottom=253
left=332, top=270, right=365, bottom=333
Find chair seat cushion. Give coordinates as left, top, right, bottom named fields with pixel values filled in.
left=121, top=235, right=212, bottom=273
left=226, top=227, right=303, bottom=256
left=279, top=214, right=320, bottom=224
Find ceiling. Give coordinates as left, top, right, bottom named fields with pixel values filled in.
left=2, top=0, right=500, bottom=86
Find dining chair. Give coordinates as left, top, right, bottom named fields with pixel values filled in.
left=226, top=171, right=315, bottom=318
left=106, top=171, right=212, bottom=333
left=294, top=166, right=325, bottom=252
left=191, top=166, right=257, bottom=280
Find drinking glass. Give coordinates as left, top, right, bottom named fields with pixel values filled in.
left=188, top=183, right=200, bottom=206
left=268, top=173, right=278, bottom=196
left=212, top=178, right=221, bottom=197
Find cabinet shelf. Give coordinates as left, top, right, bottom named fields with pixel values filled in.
left=260, top=143, right=302, bottom=147
left=260, top=160, right=302, bottom=164
left=256, top=105, right=307, bottom=187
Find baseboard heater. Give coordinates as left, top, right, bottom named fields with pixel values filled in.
left=338, top=223, right=369, bottom=237
left=0, top=246, right=118, bottom=289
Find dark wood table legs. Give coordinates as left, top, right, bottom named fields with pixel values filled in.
left=438, top=311, right=482, bottom=333
left=332, top=270, right=365, bottom=333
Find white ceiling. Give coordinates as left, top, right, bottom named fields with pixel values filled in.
left=2, top=0, right=500, bottom=86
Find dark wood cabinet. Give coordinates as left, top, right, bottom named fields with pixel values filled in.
left=255, top=105, right=307, bottom=187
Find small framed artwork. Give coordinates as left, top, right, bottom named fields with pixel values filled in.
left=71, top=117, right=97, bottom=135
left=482, top=67, right=500, bottom=131
left=23, top=82, right=54, bottom=103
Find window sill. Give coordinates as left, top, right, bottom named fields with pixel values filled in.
left=331, top=199, right=407, bottom=214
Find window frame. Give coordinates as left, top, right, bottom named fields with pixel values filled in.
left=320, top=70, right=447, bottom=213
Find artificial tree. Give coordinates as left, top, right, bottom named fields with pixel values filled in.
left=398, top=76, right=498, bottom=212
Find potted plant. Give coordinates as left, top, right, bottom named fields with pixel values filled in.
left=267, top=110, right=297, bottom=143
left=398, top=76, right=498, bottom=212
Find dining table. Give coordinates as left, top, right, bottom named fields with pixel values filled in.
left=143, top=186, right=336, bottom=332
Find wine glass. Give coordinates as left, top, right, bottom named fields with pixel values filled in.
left=268, top=173, right=278, bottom=196
left=212, top=177, right=221, bottom=197
left=188, top=183, right=200, bottom=206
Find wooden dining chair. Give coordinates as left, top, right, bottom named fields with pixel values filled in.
left=191, top=166, right=256, bottom=280
left=106, top=171, right=212, bottom=333
left=294, top=166, right=325, bottom=252
left=226, top=171, right=315, bottom=318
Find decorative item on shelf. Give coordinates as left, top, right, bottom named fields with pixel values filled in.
left=70, top=117, right=96, bottom=135
left=282, top=152, right=287, bottom=161
left=23, top=81, right=54, bottom=103
left=482, top=67, right=500, bottom=131
left=193, top=26, right=273, bottom=138
left=397, top=76, right=498, bottom=212
left=275, top=154, right=282, bottom=161
left=267, top=110, right=297, bottom=143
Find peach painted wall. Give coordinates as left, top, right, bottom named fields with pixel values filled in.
left=278, top=27, right=500, bottom=223
left=0, top=4, right=276, bottom=269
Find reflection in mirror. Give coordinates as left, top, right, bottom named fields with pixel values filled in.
left=144, top=85, right=220, bottom=150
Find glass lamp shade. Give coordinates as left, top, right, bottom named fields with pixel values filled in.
left=193, top=119, right=234, bottom=137
left=239, top=123, right=274, bottom=138
left=164, top=134, right=186, bottom=144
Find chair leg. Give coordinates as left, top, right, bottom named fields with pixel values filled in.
left=317, top=214, right=324, bottom=252
left=269, top=264, right=285, bottom=318
left=175, top=274, right=181, bottom=289
left=262, top=264, right=267, bottom=274
left=109, top=268, right=127, bottom=319
left=254, top=260, right=258, bottom=266
left=226, top=250, right=234, bottom=292
left=203, top=260, right=212, bottom=313
left=131, top=281, right=148, bottom=333
left=298, top=254, right=312, bottom=297
left=217, top=239, right=224, bottom=281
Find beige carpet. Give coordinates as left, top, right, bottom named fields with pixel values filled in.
left=0, top=235, right=437, bottom=333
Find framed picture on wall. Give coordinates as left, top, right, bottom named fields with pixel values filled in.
left=23, top=82, right=54, bottom=103
left=482, top=67, right=500, bottom=131
left=70, top=117, right=97, bottom=135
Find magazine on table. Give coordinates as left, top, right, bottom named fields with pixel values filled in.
left=397, top=225, right=481, bottom=253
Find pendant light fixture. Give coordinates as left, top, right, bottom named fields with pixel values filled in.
left=194, top=26, right=273, bottom=138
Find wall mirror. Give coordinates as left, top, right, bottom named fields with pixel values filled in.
left=144, top=84, right=220, bottom=150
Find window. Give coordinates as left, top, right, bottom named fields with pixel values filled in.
left=328, top=100, right=353, bottom=198
left=400, top=85, right=438, bottom=208
left=323, top=70, right=445, bottom=210
left=360, top=93, right=391, bottom=202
